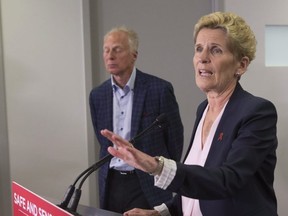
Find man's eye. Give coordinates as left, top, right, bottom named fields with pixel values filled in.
left=115, top=48, right=123, bottom=53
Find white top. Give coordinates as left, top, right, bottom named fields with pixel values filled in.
left=154, top=102, right=228, bottom=216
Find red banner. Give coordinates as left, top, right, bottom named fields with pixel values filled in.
left=12, top=181, right=72, bottom=216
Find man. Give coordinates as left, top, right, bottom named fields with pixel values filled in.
left=89, top=26, right=183, bottom=213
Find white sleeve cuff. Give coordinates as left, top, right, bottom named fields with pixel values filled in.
left=154, top=203, right=171, bottom=216
left=154, top=158, right=177, bottom=189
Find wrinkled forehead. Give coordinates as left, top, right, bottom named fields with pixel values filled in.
left=104, top=31, right=128, bottom=44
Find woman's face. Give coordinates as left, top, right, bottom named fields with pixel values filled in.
left=193, top=28, right=242, bottom=96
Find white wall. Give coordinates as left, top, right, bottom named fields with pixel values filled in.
left=0, top=0, right=95, bottom=212
left=222, top=1, right=288, bottom=215
left=0, top=2, right=11, bottom=213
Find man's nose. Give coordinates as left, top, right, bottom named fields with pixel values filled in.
left=106, top=51, right=116, bottom=59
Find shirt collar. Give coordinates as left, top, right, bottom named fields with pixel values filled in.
left=111, top=67, right=136, bottom=92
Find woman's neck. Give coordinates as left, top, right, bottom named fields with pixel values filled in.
left=206, top=84, right=235, bottom=112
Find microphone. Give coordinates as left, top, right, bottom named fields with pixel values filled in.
left=58, top=113, right=167, bottom=214
left=129, top=113, right=167, bottom=144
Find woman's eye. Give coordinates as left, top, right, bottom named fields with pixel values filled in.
left=195, top=46, right=203, bottom=52
left=211, top=47, right=222, bottom=54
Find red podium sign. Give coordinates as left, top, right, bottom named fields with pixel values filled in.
left=12, top=181, right=72, bottom=216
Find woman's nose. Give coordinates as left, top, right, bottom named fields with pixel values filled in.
left=200, top=58, right=210, bottom=63
left=198, top=51, right=210, bottom=63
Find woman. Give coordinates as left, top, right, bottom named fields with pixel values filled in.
left=101, top=11, right=278, bottom=216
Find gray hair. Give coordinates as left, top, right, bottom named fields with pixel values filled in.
left=104, top=26, right=139, bottom=53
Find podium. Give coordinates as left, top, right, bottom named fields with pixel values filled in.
left=77, top=205, right=122, bottom=216
left=12, top=181, right=121, bottom=216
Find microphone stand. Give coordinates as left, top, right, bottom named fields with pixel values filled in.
left=58, top=114, right=167, bottom=215
left=65, top=155, right=112, bottom=214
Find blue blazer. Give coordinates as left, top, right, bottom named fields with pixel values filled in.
left=166, top=83, right=278, bottom=216
left=89, top=69, right=184, bottom=208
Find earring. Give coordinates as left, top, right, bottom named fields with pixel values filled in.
left=235, top=72, right=241, bottom=80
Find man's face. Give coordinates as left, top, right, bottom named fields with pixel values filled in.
left=103, top=31, right=137, bottom=77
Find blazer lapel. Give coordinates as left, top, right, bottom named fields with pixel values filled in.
left=183, top=100, right=208, bottom=162
left=183, top=83, right=245, bottom=165
left=205, top=83, right=244, bottom=166
left=131, top=70, right=147, bottom=138
left=104, top=82, right=114, bottom=132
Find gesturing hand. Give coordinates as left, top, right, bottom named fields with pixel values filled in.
left=124, top=208, right=161, bottom=216
left=100, top=129, right=159, bottom=174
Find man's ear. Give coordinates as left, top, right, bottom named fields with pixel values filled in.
left=133, top=51, right=138, bottom=60
left=132, top=51, right=138, bottom=63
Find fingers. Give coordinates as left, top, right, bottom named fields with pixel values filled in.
left=100, top=129, right=114, bottom=140
left=107, top=143, right=134, bottom=160
left=124, top=208, right=160, bottom=216
left=101, top=129, right=132, bottom=148
left=107, top=146, right=117, bottom=156
left=107, top=146, right=125, bottom=159
left=101, top=129, right=154, bottom=174
left=124, top=208, right=144, bottom=216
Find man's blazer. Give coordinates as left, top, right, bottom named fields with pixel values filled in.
left=89, top=69, right=184, bottom=208
left=166, top=83, right=278, bottom=216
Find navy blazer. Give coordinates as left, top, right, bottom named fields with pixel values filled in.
left=166, top=83, right=278, bottom=216
left=89, top=69, right=184, bottom=208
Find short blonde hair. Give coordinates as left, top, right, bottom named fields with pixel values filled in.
left=194, top=12, right=257, bottom=62
left=104, top=26, right=139, bottom=53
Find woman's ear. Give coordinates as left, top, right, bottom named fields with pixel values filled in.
left=237, top=56, right=250, bottom=76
